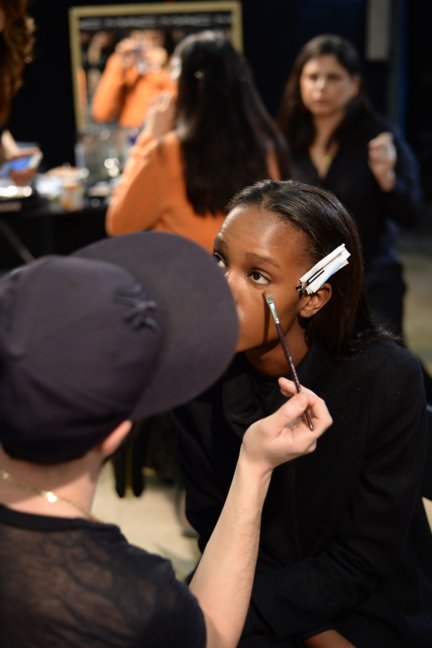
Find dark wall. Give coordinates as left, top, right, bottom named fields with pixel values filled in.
left=8, top=0, right=77, bottom=168
left=406, top=2, right=432, bottom=200
left=8, top=0, right=423, bottom=185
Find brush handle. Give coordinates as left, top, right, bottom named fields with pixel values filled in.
left=275, top=322, right=314, bottom=431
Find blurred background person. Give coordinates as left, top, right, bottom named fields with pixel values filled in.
left=105, top=30, right=290, bottom=252
left=0, top=0, right=40, bottom=186
left=79, top=30, right=116, bottom=111
left=91, top=28, right=175, bottom=130
left=277, top=34, right=423, bottom=339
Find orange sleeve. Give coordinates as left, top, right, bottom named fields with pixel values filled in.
left=105, top=132, right=166, bottom=236
left=91, top=53, right=141, bottom=123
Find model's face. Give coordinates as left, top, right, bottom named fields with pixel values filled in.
left=213, top=206, right=311, bottom=353
left=299, top=54, right=359, bottom=118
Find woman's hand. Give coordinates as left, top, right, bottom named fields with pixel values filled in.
left=5, top=147, right=41, bottom=187
left=368, top=131, right=397, bottom=191
left=114, top=37, right=143, bottom=70
left=143, top=91, right=176, bottom=138
left=241, top=378, right=332, bottom=474
left=1, top=131, right=41, bottom=187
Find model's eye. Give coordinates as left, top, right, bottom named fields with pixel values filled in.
left=249, top=270, right=269, bottom=285
left=213, top=252, right=226, bottom=269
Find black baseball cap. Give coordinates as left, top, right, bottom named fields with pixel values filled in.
left=0, top=232, right=238, bottom=462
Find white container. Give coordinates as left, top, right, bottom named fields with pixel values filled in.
left=60, top=177, right=85, bottom=211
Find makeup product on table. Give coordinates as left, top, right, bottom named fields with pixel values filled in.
left=265, top=294, right=314, bottom=431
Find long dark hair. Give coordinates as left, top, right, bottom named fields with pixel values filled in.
left=174, top=30, right=290, bottom=215
left=0, top=0, right=34, bottom=125
left=277, top=34, right=374, bottom=152
left=228, top=179, right=392, bottom=357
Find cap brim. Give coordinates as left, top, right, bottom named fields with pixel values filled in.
left=73, top=232, right=238, bottom=420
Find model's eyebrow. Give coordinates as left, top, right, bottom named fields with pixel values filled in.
left=213, top=236, right=226, bottom=252
left=244, top=252, right=281, bottom=269
left=213, top=239, right=281, bottom=270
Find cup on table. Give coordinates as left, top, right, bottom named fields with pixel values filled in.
left=46, top=166, right=89, bottom=211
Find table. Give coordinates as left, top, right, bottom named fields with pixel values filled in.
left=0, top=197, right=108, bottom=269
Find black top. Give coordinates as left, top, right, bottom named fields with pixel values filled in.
left=0, top=506, right=206, bottom=647
left=290, top=116, right=423, bottom=272
left=174, top=340, right=432, bottom=647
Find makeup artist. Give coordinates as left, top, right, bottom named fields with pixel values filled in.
left=174, top=180, right=432, bottom=647
left=0, top=232, right=332, bottom=647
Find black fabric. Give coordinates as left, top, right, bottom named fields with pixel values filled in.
left=0, top=506, right=206, bottom=647
left=363, top=262, right=406, bottom=336
left=174, top=341, right=432, bottom=647
left=423, top=406, right=432, bottom=500
left=290, top=115, right=423, bottom=336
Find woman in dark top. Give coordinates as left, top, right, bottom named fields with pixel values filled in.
left=174, top=180, right=432, bottom=648
left=277, top=34, right=423, bottom=338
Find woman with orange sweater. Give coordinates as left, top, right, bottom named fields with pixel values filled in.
left=91, top=29, right=175, bottom=129
left=105, top=31, right=290, bottom=252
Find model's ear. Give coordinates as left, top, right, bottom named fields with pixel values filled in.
left=299, top=283, right=332, bottom=318
left=99, top=420, right=132, bottom=459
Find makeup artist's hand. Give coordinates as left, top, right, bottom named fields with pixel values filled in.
left=240, top=378, right=332, bottom=474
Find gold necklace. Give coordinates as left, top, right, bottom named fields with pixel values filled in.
left=0, top=468, right=100, bottom=523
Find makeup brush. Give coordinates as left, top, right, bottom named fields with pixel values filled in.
left=265, top=294, right=314, bottom=430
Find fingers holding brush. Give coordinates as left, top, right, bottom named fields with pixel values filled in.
left=241, top=389, right=332, bottom=472
left=279, top=375, right=315, bottom=430
left=278, top=390, right=332, bottom=452
left=278, top=377, right=329, bottom=432
left=278, top=376, right=300, bottom=398
left=278, top=376, right=313, bottom=397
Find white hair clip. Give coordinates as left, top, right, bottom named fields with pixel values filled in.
left=296, top=244, right=351, bottom=295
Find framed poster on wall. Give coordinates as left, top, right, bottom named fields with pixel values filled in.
left=69, top=2, right=243, bottom=131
